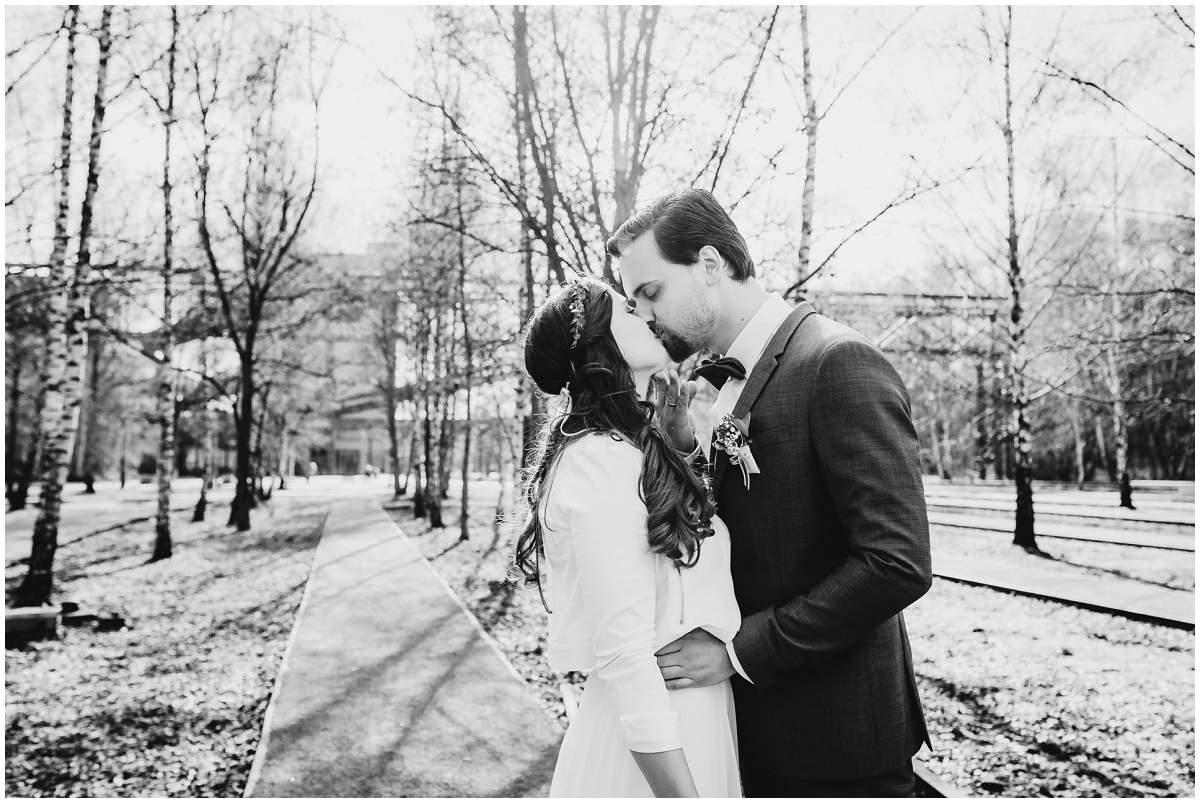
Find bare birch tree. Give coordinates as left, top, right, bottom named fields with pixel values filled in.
left=997, top=8, right=1037, bottom=551
left=19, top=5, right=113, bottom=605
left=150, top=5, right=180, bottom=560
left=781, top=7, right=949, bottom=295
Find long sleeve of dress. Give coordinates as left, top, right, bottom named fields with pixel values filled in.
left=561, top=436, right=681, bottom=753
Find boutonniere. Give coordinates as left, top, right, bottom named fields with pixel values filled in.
left=712, top=412, right=761, bottom=489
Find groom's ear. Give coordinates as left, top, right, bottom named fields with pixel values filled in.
left=698, top=245, right=725, bottom=285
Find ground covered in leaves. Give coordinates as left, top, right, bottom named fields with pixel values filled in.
left=397, top=489, right=1194, bottom=798
left=5, top=495, right=327, bottom=797
left=907, top=578, right=1193, bottom=797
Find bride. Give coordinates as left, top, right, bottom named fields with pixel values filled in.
left=513, top=277, right=742, bottom=798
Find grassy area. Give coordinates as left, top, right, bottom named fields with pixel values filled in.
left=5, top=496, right=327, bottom=797
left=399, top=488, right=1194, bottom=798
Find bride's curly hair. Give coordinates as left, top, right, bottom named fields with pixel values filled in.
left=512, top=277, right=715, bottom=606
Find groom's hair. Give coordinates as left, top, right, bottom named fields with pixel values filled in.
left=605, top=188, right=755, bottom=280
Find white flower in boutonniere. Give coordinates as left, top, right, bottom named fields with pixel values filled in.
left=712, top=412, right=761, bottom=489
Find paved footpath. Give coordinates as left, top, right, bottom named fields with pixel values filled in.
left=244, top=498, right=562, bottom=797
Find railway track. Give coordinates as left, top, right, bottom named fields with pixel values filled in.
left=928, top=511, right=1195, bottom=552
left=924, top=498, right=1194, bottom=528
left=927, top=498, right=1193, bottom=630
left=932, top=572, right=1194, bottom=630
left=914, top=760, right=966, bottom=797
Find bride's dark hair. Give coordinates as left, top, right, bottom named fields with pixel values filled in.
left=512, top=277, right=714, bottom=604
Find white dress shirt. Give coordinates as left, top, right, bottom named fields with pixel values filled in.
left=699, top=292, right=794, bottom=684
left=702, top=293, right=795, bottom=452
left=540, top=433, right=741, bottom=752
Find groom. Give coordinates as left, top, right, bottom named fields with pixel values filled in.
left=609, top=189, right=932, bottom=797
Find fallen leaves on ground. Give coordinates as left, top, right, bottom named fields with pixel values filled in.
left=5, top=496, right=327, bottom=797
left=908, top=577, right=1193, bottom=797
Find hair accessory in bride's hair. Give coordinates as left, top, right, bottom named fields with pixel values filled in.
left=567, top=281, right=587, bottom=350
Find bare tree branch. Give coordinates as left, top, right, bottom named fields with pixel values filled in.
left=787, top=164, right=976, bottom=295
left=697, top=6, right=779, bottom=192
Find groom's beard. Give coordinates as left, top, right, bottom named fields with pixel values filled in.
left=653, top=325, right=699, bottom=363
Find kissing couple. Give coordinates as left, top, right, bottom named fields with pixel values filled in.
left=514, top=189, right=933, bottom=797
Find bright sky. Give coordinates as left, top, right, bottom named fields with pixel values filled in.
left=5, top=5, right=1194, bottom=297
left=303, top=5, right=1193, bottom=295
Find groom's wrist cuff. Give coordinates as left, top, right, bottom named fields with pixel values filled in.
left=676, top=434, right=703, bottom=463
left=726, top=642, right=753, bottom=684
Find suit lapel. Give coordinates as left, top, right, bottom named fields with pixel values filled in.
left=712, top=302, right=817, bottom=496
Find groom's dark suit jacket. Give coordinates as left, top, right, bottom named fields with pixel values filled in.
left=715, top=301, right=932, bottom=780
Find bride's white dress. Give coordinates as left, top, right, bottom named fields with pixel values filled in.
left=539, top=433, right=742, bottom=797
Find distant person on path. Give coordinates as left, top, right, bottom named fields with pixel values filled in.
left=516, top=277, right=741, bottom=796
left=609, top=188, right=933, bottom=797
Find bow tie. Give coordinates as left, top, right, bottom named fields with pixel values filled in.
left=690, top=356, right=747, bottom=390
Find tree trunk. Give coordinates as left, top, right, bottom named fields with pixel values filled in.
left=277, top=416, right=289, bottom=490
left=927, top=419, right=945, bottom=480
left=1093, top=415, right=1112, bottom=481
left=1000, top=10, right=1037, bottom=553
left=377, top=277, right=403, bottom=497
left=1104, top=362, right=1132, bottom=501
left=194, top=274, right=212, bottom=522
left=1106, top=145, right=1134, bottom=510
left=517, top=223, right=543, bottom=469
left=70, top=298, right=104, bottom=486
left=386, top=396, right=402, bottom=497
left=229, top=357, right=254, bottom=531
left=71, top=349, right=90, bottom=481
left=795, top=5, right=818, bottom=291
left=251, top=383, right=271, bottom=503
left=409, top=416, right=424, bottom=511
left=422, top=395, right=443, bottom=526
left=1069, top=400, right=1086, bottom=490
left=152, top=5, right=179, bottom=562
left=456, top=176, right=473, bottom=541
left=80, top=320, right=104, bottom=490
left=459, top=406, right=472, bottom=542
left=151, top=366, right=176, bottom=560
left=118, top=415, right=128, bottom=490
left=19, top=6, right=102, bottom=606
left=603, top=7, right=660, bottom=252
left=430, top=293, right=452, bottom=513
left=974, top=361, right=991, bottom=480
left=512, top=9, right=544, bottom=467
left=438, top=395, right=454, bottom=501
left=193, top=406, right=212, bottom=522
left=513, top=6, right=567, bottom=284
left=493, top=424, right=514, bottom=547
left=7, top=355, right=22, bottom=500
left=939, top=417, right=953, bottom=480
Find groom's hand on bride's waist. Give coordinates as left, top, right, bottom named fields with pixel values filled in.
left=655, top=628, right=734, bottom=690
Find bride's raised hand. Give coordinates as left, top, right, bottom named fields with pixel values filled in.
left=649, top=367, right=697, bottom=452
